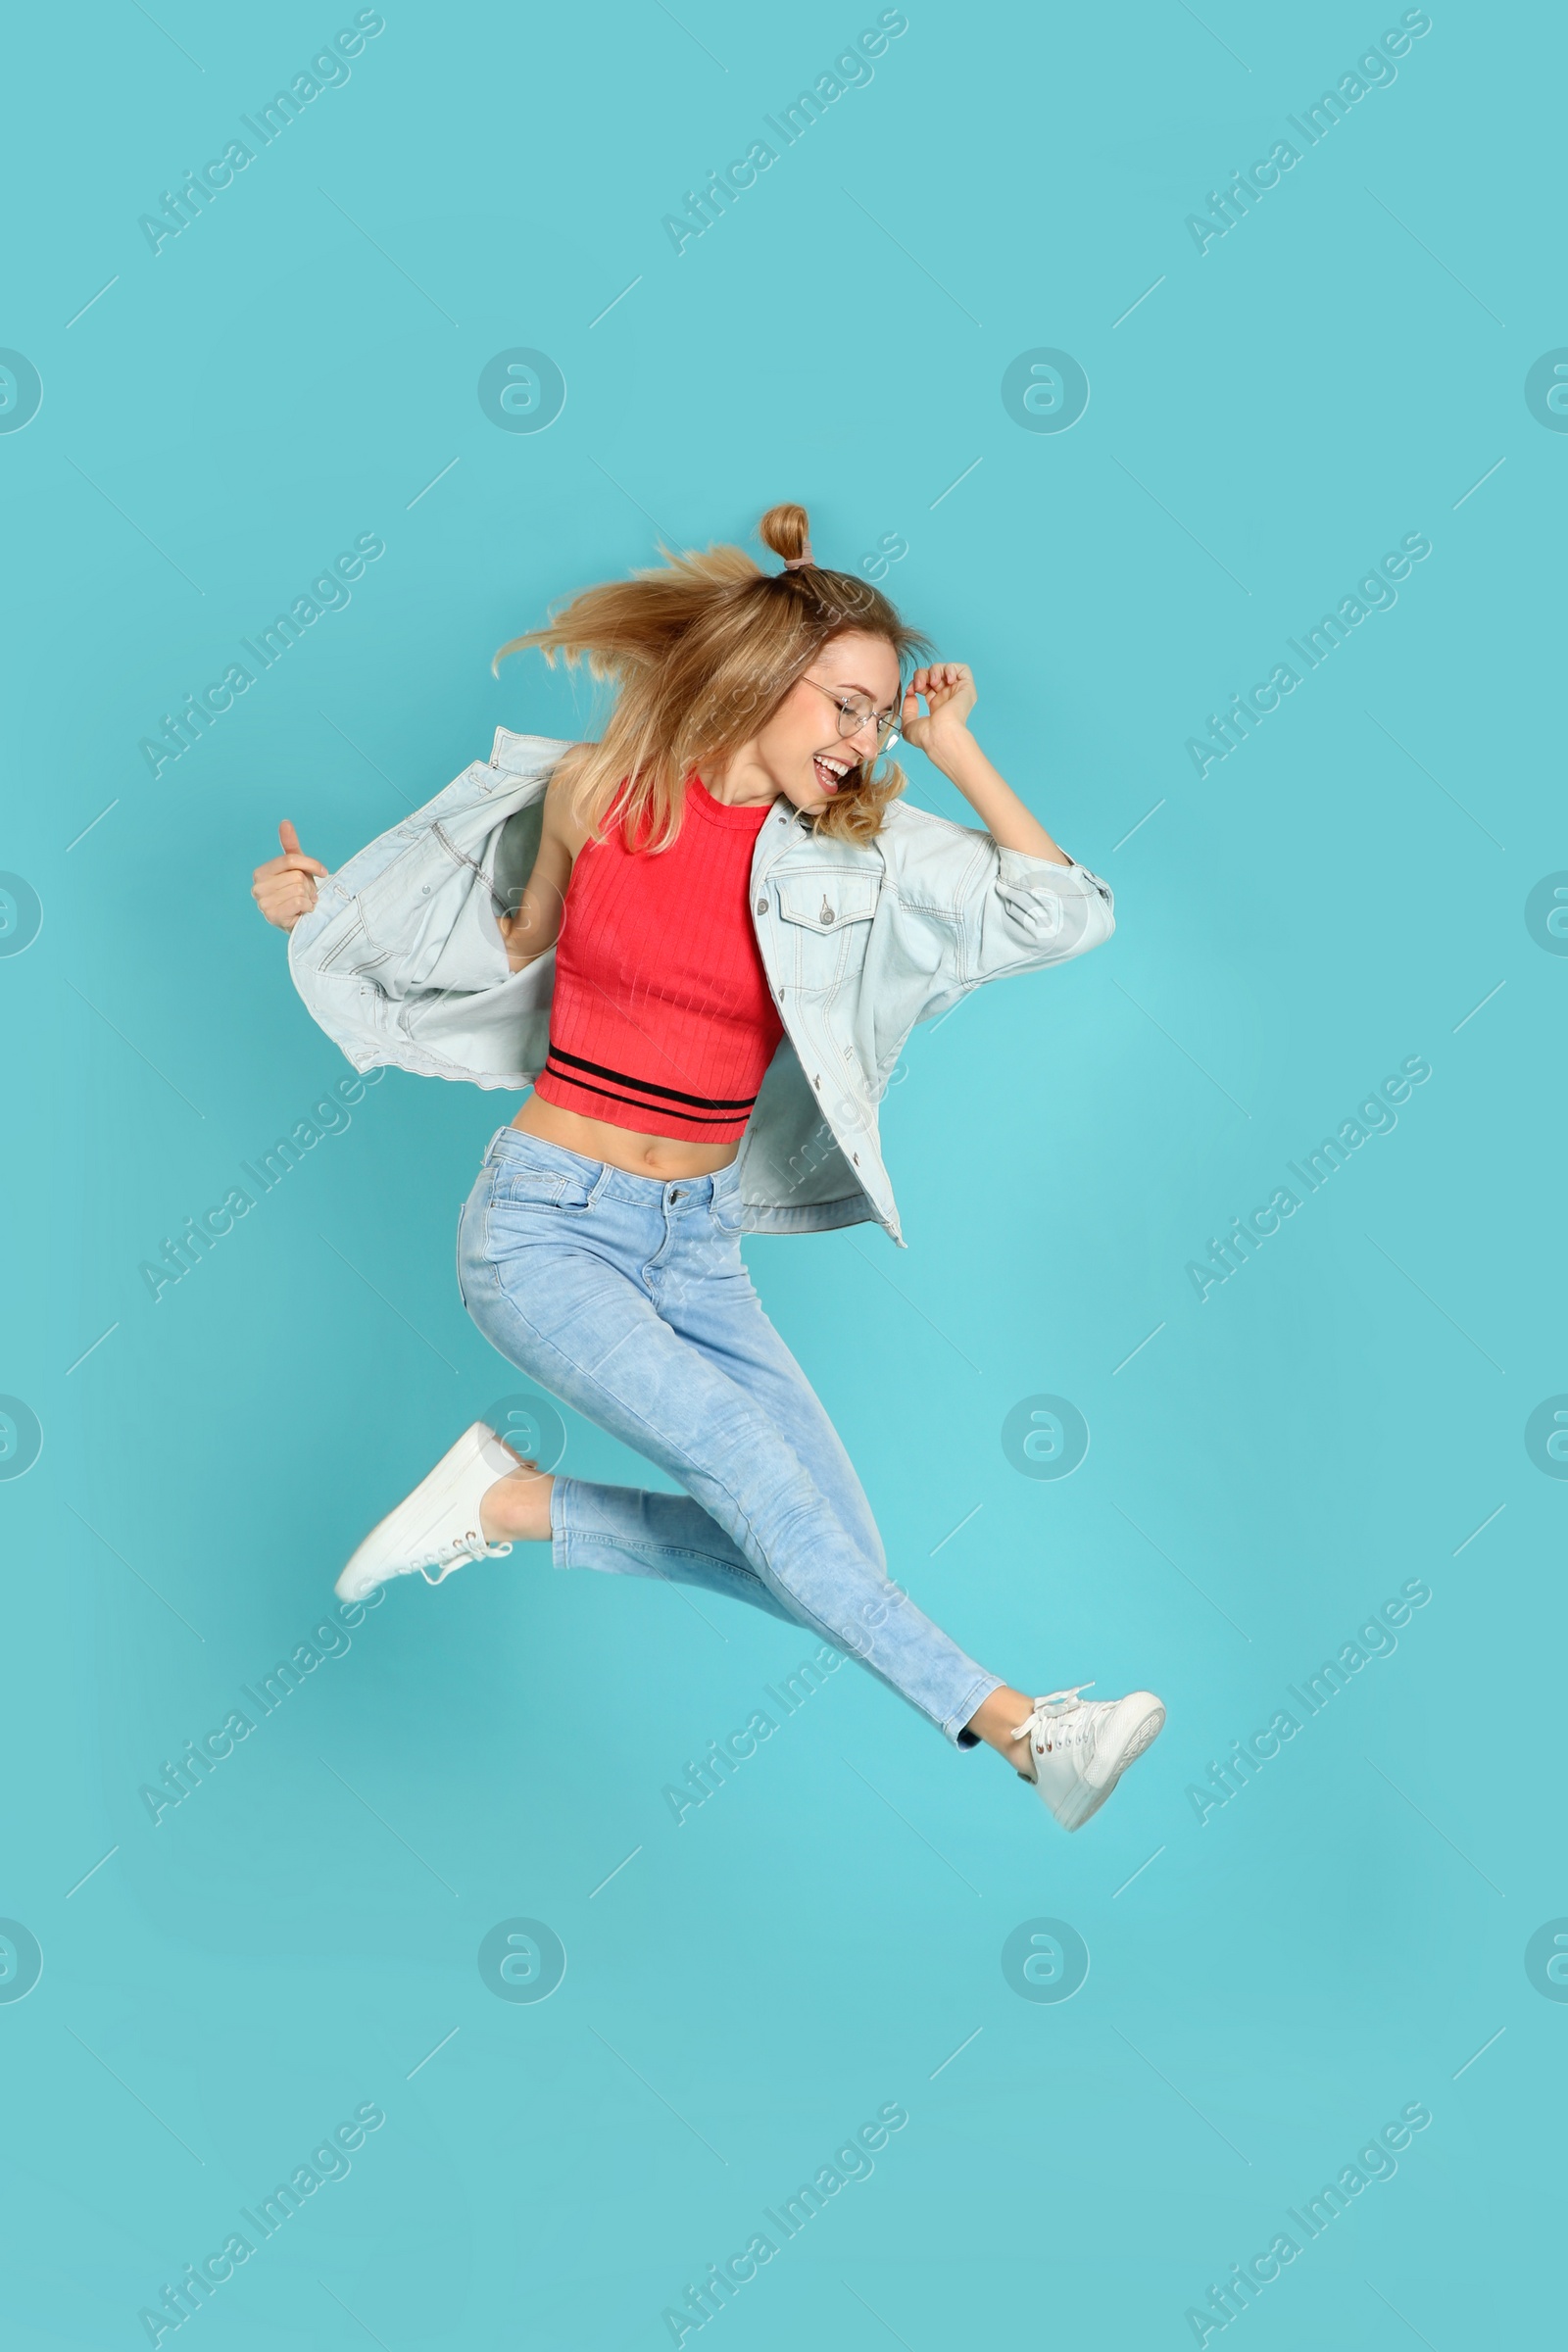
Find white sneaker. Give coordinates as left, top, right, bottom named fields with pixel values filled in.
left=1012, top=1683, right=1165, bottom=1832
left=335, top=1423, right=522, bottom=1602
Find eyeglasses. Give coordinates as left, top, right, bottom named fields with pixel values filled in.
left=803, top=675, right=903, bottom=753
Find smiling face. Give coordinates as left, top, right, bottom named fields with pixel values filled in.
left=752, top=629, right=905, bottom=817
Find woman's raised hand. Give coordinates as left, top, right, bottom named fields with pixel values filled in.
left=252, top=819, right=328, bottom=932
left=900, top=662, right=978, bottom=758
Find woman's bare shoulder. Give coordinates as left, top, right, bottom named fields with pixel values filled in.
left=551, top=739, right=596, bottom=786
left=543, top=742, right=598, bottom=854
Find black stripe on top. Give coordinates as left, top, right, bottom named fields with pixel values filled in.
left=545, top=1042, right=759, bottom=1112
left=543, top=1070, right=749, bottom=1129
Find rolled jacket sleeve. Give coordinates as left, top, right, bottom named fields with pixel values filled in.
left=963, top=842, right=1115, bottom=985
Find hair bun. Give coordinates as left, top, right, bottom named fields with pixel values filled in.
left=758, top=503, right=811, bottom=566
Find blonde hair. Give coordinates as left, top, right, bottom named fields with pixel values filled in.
left=494, top=503, right=928, bottom=851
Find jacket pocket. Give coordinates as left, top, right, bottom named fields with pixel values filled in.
left=771, top=869, right=880, bottom=994
left=314, top=904, right=393, bottom=981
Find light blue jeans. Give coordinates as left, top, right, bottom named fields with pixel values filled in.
left=456, top=1125, right=1001, bottom=1744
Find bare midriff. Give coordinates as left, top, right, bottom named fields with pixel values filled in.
left=511, top=1093, right=740, bottom=1179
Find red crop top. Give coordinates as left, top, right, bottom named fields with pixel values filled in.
left=532, top=777, right=784, bottom=1143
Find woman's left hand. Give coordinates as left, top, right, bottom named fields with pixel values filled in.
left=900, top=662, right=977, bottom=761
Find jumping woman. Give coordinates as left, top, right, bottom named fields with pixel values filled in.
left=251, top=504, right=1164, bottom=1830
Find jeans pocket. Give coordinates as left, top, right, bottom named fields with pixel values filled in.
left=491, top=1130, right=602, bottom=1212
left=711, top=1185, right=748, bottom=1237
left=455, top=1200, right=470, bottom=1311
left=494, top=1170, right=601, bottom=1215
left=493, top=1166, right=569, bottom=1205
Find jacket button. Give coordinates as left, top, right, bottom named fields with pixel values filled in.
left=755, top=899, right=766, bottom=915
left=819, top=900, right=834, bottom=925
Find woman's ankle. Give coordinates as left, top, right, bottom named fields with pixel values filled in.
left=479, top=1465, right=555, bottom=1544
left=966, top=1684, right=1036, bottom=1775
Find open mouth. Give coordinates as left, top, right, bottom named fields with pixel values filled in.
left=811, top=752, right=856, bottom=795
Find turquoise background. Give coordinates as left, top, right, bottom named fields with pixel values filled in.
left=2, top=1, right=1562, bottom=2345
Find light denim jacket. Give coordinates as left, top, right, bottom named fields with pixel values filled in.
left=287, top=727, right=1114, bottom=1247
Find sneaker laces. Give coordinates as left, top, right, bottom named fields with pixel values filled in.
left=418, top=1528, right=514, bottom=1586
left=1010, top=1683, right=1098, bottom=1757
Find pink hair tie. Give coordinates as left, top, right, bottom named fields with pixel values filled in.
left=783, top=543, right=814, bottom=569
